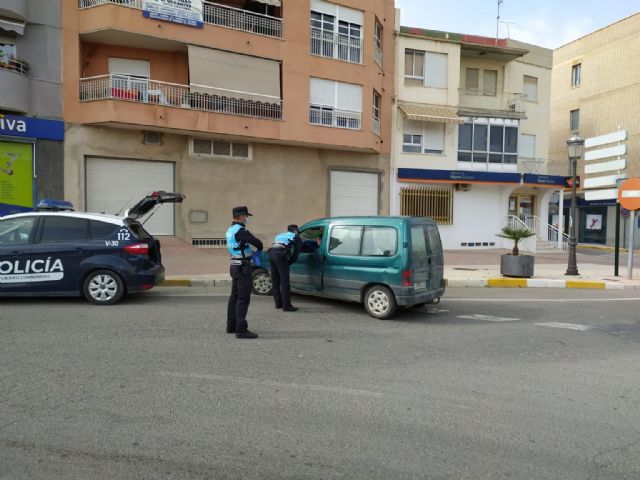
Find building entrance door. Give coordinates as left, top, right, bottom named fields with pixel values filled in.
left=508, top=195, right=535, bottom=229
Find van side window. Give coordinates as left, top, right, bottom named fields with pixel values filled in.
left=329, top=226, right=363, bottom=256
left=410, top=225, right=427, bottom=256
left=362, top=227, right=397, bottom=256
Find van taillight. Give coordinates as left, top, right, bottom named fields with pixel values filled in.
left=402, top=269, right=412, bottom=286
left=124, top=243, right=149, bottom=255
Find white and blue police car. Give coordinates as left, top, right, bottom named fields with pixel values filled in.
left=0, top=191, right=183, bottom=305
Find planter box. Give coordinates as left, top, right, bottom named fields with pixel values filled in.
left=501, top=254, right=534, bottom=278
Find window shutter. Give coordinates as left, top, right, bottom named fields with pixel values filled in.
left=424, top=123, right=445, bottom=151
left=310, top=0, right=337, bottom=16
left=465, top=68, right=479, bottom=91
left=520, top=134, right=535, bottom=157
left=523, top=75, right=538, bottom=101
left=337, top=82, right=362, bottom=112
left=425, top=52, right=447, bottom=88
left=483, top=70, right=497, bottom=96
left=403, top=119, right=423, bottom=136
left=108, top=58, right=150, bottom=78
left=310, top=78, right=336, bottom=107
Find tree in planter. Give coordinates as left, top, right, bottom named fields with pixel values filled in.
left=496, top=226, right=536, bottom=256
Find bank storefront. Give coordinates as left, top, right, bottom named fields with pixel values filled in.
left=0, top=114, right=65, bottom=216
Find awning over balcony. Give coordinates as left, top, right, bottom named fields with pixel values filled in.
left=187, top=45, right=281, bottom=101
left=254, top=0, right=282, bottom=6
left=399, top=103, right=464, bottom=124
left=0, top=16, right=25, bottom=35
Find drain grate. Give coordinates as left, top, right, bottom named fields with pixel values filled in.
left=192, top=238, right=227, bottom=248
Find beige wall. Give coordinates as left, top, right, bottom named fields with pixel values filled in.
left=549, top=13, right=640, bottom=177
left=64, top=125, right=390, bottom=241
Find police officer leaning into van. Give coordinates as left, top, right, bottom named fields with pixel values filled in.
left=226, top=206, right=263, bottom=339
left=268, top=224, right=303, bottom=311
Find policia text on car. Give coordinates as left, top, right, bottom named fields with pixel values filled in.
left=225, top=206, right=263, bottom=339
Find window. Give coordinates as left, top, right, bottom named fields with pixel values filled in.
left=404, top=49, right=424, bottom=85
left=400, top=187, right=453, bottom=225
left=404, top=50, right=447, bottom=88
left=108, top=57, right=150, bottom=98
left=372, top=91, right=381, bottom=135
left=309, top=78, right=362, bottom=129
left=374, top=19, right=383, bottom=66
left=523, top=75, right=538, bottom=102
left=89, top=221, right=119, bottom=240
left=465, top=68, right=479, bottom=92
left=571, top=63, right=581, bottom=87
left=40, top=217, right=90, bottom=243
left=190, top=138, right=251, bottom=159
left=329, top=226, right=362, bottom=256
left=0, top=217, right=36, bottom=245
left=310, top=1, right=363, bottom=63
left=0, top=37, right=16, bottom=64
left=483, top=70, right=497, bottom=96
left=570, top=109, right=580, bottom=131
left=458, top=120, right=518, bottom=165
left=520, top=134, right=536, bottom=158
left=361, top=227, right=397, bottom=256
left=402, top=120, right=444, bottom=154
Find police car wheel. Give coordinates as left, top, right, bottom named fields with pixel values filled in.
left=83, top=270, right=125, bottom=305
left=252, top=269, right=272, bottom=295
left=364, top=285, right=398, bottom=320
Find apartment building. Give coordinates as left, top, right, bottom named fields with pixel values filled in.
left=0, top=0, right=64, bottom=216
left=391, top=23, right=556, bottom=250
left=62, top=0, right=394, bottom=242
left=549, top=13, right=640, bottom=247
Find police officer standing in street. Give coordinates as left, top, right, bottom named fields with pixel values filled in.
left=268, top=224, right=302, bottom=312
left=226, top=206, right=263, bottom=339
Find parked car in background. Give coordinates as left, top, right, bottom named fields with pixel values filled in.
left=252, top=216, right=445, bottom=319
left=0, top=192, right=183, bottom=305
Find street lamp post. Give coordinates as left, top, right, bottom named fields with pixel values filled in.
left=566, top=134, right=584, bottom=276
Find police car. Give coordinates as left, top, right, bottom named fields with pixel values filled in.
left=0, top=191, right=183, bottom=305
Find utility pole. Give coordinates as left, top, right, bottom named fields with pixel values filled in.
left=497, top=0, right=504, bottom=41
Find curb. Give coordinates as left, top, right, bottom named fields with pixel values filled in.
left=162, top=277, right=637, bottom=290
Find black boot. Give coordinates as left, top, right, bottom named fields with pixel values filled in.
left=236, top=330, right=258, bottom=339
left=282, top=306, right=298, bottom=312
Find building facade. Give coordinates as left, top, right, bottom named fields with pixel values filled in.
left=549, top=13, right=640, bottom=247
left=391, top=22, right=556, bottom=251
left=0, top=0, right=64, bottom=216
left=62, top=0, right=394, bottom=242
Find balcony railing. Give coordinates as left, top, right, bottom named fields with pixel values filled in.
left=519, top=156, right=547, bottom=175
left=458, top=89, right=526, bottom=119
left=373, top=45, right=383, bottom=67
left=310, top=28, right=362, bottom=64
left=0, top=57, right=29, bottom=76
left=78, top=0, right=283, bottom=39
left=80, top=74, right=283, bottom=120
left=309, top=104, right=361, bottom=130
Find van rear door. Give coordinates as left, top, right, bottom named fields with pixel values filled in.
left=409, top=220, right=444, bottom=292
left=425, top=223, right=444, bottom=291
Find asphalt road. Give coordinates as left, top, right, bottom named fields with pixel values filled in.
left=2, top=287, right=640, bottom=480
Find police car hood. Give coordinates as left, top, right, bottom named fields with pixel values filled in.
left=123, top=191, right=184, bottom=220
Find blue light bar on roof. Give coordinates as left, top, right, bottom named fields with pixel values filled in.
left=36, top=199, right=75, bottom=211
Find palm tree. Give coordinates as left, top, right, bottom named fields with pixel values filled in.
left=496, top=226, right=536, bottom=256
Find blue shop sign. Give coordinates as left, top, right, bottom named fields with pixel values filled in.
left=0, top=114, right=64, bottom=141
left=522, top=173, right=568, bottom=187
left=398, top=168, right=521, bottom=184
left=562, top=198, right=617, bottom=208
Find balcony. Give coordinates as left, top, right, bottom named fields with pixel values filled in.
left=309, top=104, right=361, bottom=130
left=0, top=0, right=26, bottom=23
left=0, top=57, right=30, bottom=113
left=310, top=28, right=362, bottom=64
left=458, top=89, right=526, bottom=120
left=78, top=0, right=283, bottom=39
left=519, top=157, right=547, bottom=175
left=80, top=74, right=283, bottom=120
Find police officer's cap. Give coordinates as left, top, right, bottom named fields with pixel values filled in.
left=232, top=206, right=253, bottom=217
left=287, top=224, right=299, bottom=232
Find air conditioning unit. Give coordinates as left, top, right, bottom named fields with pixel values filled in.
left=454, top=183, right=472, bottom=191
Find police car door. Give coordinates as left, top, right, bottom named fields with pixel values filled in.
left=28, top=215, right=95, bottom=294
left=0, top=215, right=37, bottom=294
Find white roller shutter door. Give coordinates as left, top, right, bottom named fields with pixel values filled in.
left=86, top=158, right=175, bottom=235
left=330, top=171, right=379, bottom=216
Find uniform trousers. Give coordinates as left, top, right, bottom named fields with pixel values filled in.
left=227, top=262, right=252, bottom=332
left=268, top=248, right=292, bottom=309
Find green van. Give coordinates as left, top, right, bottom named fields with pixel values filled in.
left=252, top=216, right=445, bottom=319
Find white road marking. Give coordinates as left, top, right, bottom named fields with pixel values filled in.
left=457, top=314, right=520, bottom=322
left=427, top=308, right=449, bottom=313
left=160, top=372, right=385, bottom=398
left=535, top=322, right=592, bottom=331
left=446, top=297, right=640, bottom=303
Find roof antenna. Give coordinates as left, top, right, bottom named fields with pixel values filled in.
left=496, top=0, right=504, bottom=43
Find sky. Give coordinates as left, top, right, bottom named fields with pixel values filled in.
left=394, top=0, right=640, bottom=49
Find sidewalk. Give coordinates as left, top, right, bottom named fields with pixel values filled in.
left=157, top=236, right=640, bottom=290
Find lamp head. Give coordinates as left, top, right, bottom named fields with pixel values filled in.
left=566, top=134, right=585, bottom=159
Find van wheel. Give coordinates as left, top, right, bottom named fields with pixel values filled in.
left=252, top=269, right=272, bottom=295
left=83, top=270, right=125, bottom=305
left=364, top=285, right=398, bottom=320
